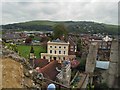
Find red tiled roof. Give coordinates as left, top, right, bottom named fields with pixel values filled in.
left=34, top=59, right=49, bottom=68
left=38, top=60, right=61, bottom=80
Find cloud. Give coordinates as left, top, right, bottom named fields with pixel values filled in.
left=1, top=1, right=118, bottom=25
left=2, top=0, right=119, bottom=2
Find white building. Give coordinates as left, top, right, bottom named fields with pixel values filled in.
left=103, top=35, right=112, bottom=42
left=41, top=39, right=76, bottom=62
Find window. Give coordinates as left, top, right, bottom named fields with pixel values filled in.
left=63, top=57, right=65, bottom=60
left=50, top=56, right=52, bottom=60
left=55, top=46, right=57, bottom=48
left=64, top=51, right=65, bottom=54
left=59, top=51, right=61, bottom=54
left=64, top=46, right=66, bottom=49
left=70, top=49, right=73, bottom=51
left=53, top=57, right=56, bottom=60
left=43, top=56, right=46, bottom=59
left=59, top=46, right=61, bottom=48
left=50, top=50, right=52, bottom=53
left=50, top=46, right=52, bottom=48
left=55, top=50, right=56, bottom=54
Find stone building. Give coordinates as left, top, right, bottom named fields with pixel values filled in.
left=107, top=39, right=119, bottom=88
left=91, top=35, right=112, bottom=61
left=56, top=60, right=71, bottom=86
left=68, top=36, right=77, bottom=55
left=85, top=42, right=98, bottom=85
left=41, top=39, right=76, bottom=62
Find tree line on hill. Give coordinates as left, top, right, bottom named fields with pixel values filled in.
left=1, top=20, right=118, bottom=35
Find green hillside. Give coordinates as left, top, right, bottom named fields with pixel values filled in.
left=2, top=20, right=118, bottom=35
left=18, top=20, right=57, bottom=26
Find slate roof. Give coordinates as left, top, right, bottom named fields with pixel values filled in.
left=68, top=36, right=76, bottom=45
left=2, top=33, right=22, bottom=40
left=52, top=38, right=65, bottom=43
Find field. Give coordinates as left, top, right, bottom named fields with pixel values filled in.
left=17, top=45, right=46, bottom=59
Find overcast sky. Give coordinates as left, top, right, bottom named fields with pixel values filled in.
left=1, top=0, right=119, bottom=25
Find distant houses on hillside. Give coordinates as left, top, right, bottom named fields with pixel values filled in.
left=2, top=32, right=27, bottom=43
left=2, top=31, right=53, bottom=45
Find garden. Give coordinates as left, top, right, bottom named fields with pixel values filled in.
left=4, top=42, right=46, bottom=59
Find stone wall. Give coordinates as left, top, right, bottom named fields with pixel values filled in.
left=107, top=40, right=119, bottom=88
left=85, top=42, right=98, bottom=73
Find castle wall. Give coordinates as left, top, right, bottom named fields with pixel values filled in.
left=107, top=40, right=119, bottom=88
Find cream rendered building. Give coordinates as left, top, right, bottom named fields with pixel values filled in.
left=41, top=39, right=76, bottom=62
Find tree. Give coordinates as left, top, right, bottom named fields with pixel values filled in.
left=25, top=37, right=32, bottom=45
left=77, top=39, right=82, bottom=52
left=29, top=35, right=34, bottom=39
left=77, top=58, right=86, bottom=71
left=53, top=24, right=68, bottom=39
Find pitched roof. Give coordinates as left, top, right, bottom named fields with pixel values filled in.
left=52, top=38, right=65, bottom=43
left=2, top=33, right=22, bottom=40
left=38, top=60, right=61, bottom=80
left=34, top=59, right=49, bottom=68
left=68, top=36, right=76, bottom=46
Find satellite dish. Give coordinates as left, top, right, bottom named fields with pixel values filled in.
left=47, top=83, right=56, bottom=90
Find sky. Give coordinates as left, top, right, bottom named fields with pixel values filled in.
left=1, top=0, right=119, bottom=25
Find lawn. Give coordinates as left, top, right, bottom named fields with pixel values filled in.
left=17, top=45, right=46, bottom=59
left=4, top=42, right=47, bottom=59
